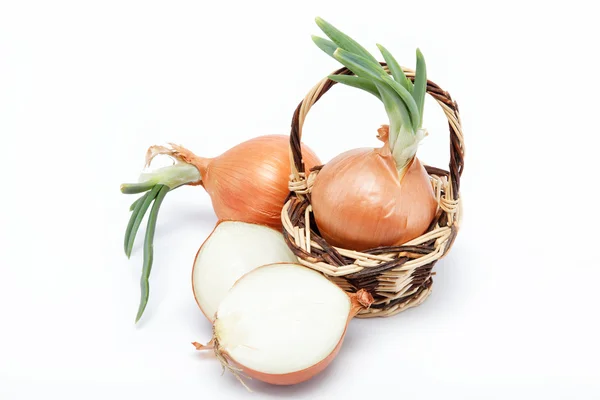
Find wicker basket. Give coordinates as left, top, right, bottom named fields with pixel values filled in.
left=281, top=64, right=464, bottom=318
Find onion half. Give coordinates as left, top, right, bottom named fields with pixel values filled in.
left=193, top=263, right=373, bottom=386
left=192, top=221, right=297, bottom=322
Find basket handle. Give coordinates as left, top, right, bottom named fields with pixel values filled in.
left=289, top=64, right=465, bottom=200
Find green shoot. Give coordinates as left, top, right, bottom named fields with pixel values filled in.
left=313, top=17, right=428, bottom=171
left=377, top=44, right=413, bottom=93
left=327, top=75, right=381, bottom=99
left=121, top=160, right=200, bottom=322
left=135, top=184, right=169, bottom=323
left=315, top=17, right=379, bottom=64
left=412, top=49, right=427, bottom=127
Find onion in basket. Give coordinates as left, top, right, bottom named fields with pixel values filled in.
left=120, top=135, right=320, bottom=322
left=309, top=18, right=437, bottom=251
left=193, top=263, right=373, bottom=386
left=192, top=221, right=297, bottom=321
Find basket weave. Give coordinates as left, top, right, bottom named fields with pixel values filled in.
left=281, top=64, right=464, bottom=318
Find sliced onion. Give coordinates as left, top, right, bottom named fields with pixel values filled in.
left=192, top=221, right=297, bottom=321
left=193, top=263, right=373, bottom=386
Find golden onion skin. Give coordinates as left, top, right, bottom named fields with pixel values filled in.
left=200, top=135, right=321, bottom=230
left=311, top=147, right=436, bottom=251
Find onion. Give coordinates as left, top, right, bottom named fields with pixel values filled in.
left=120, top=135, right=320, bottom=322
left=134, top=134, right=320, bottom=229
left=193, top=263, right=373, bottom=386
left=192, top=221, right=297, bottom=322
left=311, top=126, right=437, bottom=250
left=309, top=18, right=437, bottom=250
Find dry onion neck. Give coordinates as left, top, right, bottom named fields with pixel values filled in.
left=192, top=326, right=252, bottom=391
left=312, top=17, right=428, bottom=174
left=121, top=144, right=202, bottom=194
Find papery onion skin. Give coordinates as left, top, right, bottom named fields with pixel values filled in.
left=176, top=135, right=320, bottom=230
left=311, top=135, right=437, bottom=251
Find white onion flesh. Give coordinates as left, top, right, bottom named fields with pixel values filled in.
left=214, top=263, right=351, bottom=375
left=192, top=221, right=297, bottom=321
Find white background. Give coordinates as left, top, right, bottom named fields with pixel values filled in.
left=1, top=0, right=599, bottom=398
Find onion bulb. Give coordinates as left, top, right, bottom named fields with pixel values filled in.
left=193, top=263, right=373, bottom=386
left=120, top=135, right=320, bottom=322
left=311, top=126, right=436, bottom=250
left=192, top=221, right=297, bottom=322
left=309, top=18, right=437, bottom=250
left=150, top=135, right=320, bottom=229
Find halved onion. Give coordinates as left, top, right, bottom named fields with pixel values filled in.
left=193, top=263, right=373, bottom=386
left=192, top=221, right=297, bottom=321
